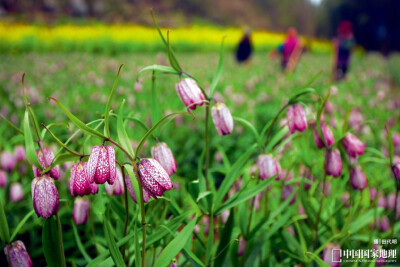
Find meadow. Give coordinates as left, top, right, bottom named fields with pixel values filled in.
left=0, top=25, right=399, bottom=267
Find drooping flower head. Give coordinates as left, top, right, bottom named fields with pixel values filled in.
left=151, top=142, right=177, bottom=176
left=31, top=175, right=59, bottom=218
left=392, top=157, right=400, bottom=181
left=175, top=78, right=205, bottom=110
left=73, top=198, right=90, bottom=225
left=286, top=104, right=307, bottom=134
left=10, top=182, right=23, bottom=202
left=350, top=166, right=367, bottom=190
left=324, top=148, right=343, bottom=178
left=137, top=158, right=173, bottom=197
left=32, top=147, right=60, bottom=179
left=256, top=154, right=282, bottom=180
left=70, top=162, right=98, bottom=197
left=1, top=151, right=16, bottom=172
left=211, top=102, right=234, bottom=136
left=313, top=123, right=335, bottom=149
left=87, top=145, right=116, bottom=185
left=14, top=145, right=26, bottom=162
left=341, top=133, right=365, bottom=158
left=3, top=240, right=32, bottom=267
left=105, top=168, right=124, bottom=196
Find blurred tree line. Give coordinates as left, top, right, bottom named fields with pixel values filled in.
left=1, top=0, right=399, bottom=52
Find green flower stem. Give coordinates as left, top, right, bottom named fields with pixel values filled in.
left=204, top=103, right=211, bottom=192
left=263, top=103, right=289, bottom=148
left=56, top=213, right=66, bottom=267
left=121, top=166, right=129, bottom=264
left=314, top=172, right=327, bottom=249
left=107, top=138, right=146, bottom=267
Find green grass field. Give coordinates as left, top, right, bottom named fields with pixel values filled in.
left=0, top=50, right=399, bottom=266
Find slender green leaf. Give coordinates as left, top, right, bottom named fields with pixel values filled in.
left=0, top=113, right=23, bottom=135
left=24, top=110, right=41, bottom=169
left=71, top=221, right=92, bottom=263
left=42, top=153, right=80, bottom=173
left=138, top=65, right=180, bottom=76
left=41, top=123, right=82, bottom=156
left=105, top=64, right=124, bottom=138
left=386, top=126, right=394, bottom=166
left=117, top=100, right=135, bottom=157
left=135, top=112, right=190, bottom=156
left=306, top=252, right=329, bottom=267
left=216, top=178, right=274, bottom=215
left=87, top=232, right=135, bottom=267
left=104, top=214, right=125, bottom=267
left=0, top=199, right=10, bottom=242
left=214, top=209, right=234, bottom=266
left=288, top=88, right=316, bottom=104
left=215, top=144, right=258, bottom=207
left=233, top=117, right=260, bottom=144
left=42, top=217, right=63, bottom=267
left=40, top=122, right=69, bottom=140
left=209, top=37, right=225, bottom=97
left=154, top=219, right=197, bottom=267
left=48, top=97, right=107, bottom=140
left=167, top=31, right=182, bottom=72
left=10, top=210, right=35, bottom=241
left=151, top=71, right=161, bottom=136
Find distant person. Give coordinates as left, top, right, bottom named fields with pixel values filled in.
left=271, top=27, right=303, bottom=73
left=333, top=21, right=355, bottom=80
left=235, top=31, right=253, bottom=64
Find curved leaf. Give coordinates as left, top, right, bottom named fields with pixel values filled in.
left=42, top=217, right=63, bottom=267
left=10, top=210, right=35, bottom=241
left=117, top=100, right=135, bottom=158
left=154, top=219, right=197, bottom=267
left=105, top=64, right=124, bottom=138
left=24, top=110, right=41, bottom=169
left=40, top=122, right=69, bottom=140
left=104, top=213, right=125, bottom=267
left=0, top=113, right=23, bottom=136
left=138, top=65, right=180, bottom=76
left=0, top=199, right=10, bottom=243
left=48, top=97, right=107, bottom=140
left=71, top=221, right=92, bottom=263
left=209, top=37, right=225, bottom=97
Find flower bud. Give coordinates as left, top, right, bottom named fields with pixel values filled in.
left=87, top=145, right=116, bottom=185
left=282, top=185, right=296, bottom=205
left=70, top=162, right=98, bottom=197
left=369, top=187, right=378, bottom=202
left=341, top=192, right=350, bottom=208
left=73, top=198, right=90, bottom=225
left=1, top=151, right=16, bottom=172
left=376, top=216, right=390, bottom=232
left=313, top=123, right=335, bottom=149
left=137, top=158, right=173, bottom=196
left=286, top=104, right=307, bottom=134
left=32, top=147, right=60, bottom=179
left=341, top=133, right=365, bottom=157
left=105, top=168, right=124, bottom=196
left=211, top=102, right=234, bottom=136
left=14, top=145, right=26, bottom=162
left=322, top=243, right=340, bottom=267
left=32, top=176, right=59, bottom=218
left=377, top=195, right=387, bottom=209
left=238, top=236, right=245, bottom=257
left=324, top=149, right=342, bottom=177
left=151, top=142, right=177, bottom=176
left=350, top=166, right=367, bottom=190
left=3, top=240, right=32, bottom=267
left=175, top=78, right=205, bottom=110
left=0, top=170, right=7, bottom=187
left=387, top=194, right=399, bottom=210
left=256, top=154, right=282, bottom=180
left=10, top=182, right=23, bottom=202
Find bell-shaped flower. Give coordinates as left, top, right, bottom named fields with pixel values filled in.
left=87, top=145, right=116, bottom=185
left=151, top=142, right=177, bottom=176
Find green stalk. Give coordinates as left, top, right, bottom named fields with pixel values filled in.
left=314, top=172, right=327, bottom=249
left=204, top=103, right=210, bottom=191
left=56, top=214, right=66, bottom=267
left=108, top=138, right=147, bottom=267
left=121, top=166, right=129, bottom=264
left=263, top=103, right=289, bottom=148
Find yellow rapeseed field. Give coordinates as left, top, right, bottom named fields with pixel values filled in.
left=0, top=23, right=332, bottom=53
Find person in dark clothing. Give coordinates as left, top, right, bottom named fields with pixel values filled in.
left=235, top=31, right=253, bottom=63
left=333, top=21, right=355, bottom=80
